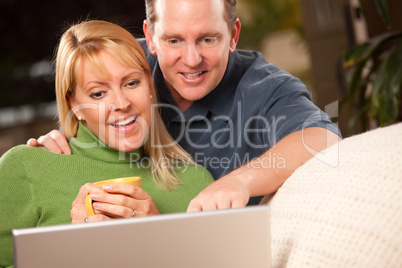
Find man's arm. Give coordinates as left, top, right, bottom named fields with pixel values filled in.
left=27, top=129, right=71, bottom=154
left=187, top=127, right=341, bottom=211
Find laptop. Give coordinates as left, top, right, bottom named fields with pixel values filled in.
left=13, top=205, right=270, bottom=268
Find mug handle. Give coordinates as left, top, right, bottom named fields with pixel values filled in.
left=85, top=194, right=96, bottom=216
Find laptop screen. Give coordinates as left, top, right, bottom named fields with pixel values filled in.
left=13, top=205, right=271, bottom=268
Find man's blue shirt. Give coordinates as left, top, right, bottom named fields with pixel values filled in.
left=139, top=39, right=341, bottom=204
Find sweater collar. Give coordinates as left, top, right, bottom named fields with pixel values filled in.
left=69, top=122, right=144, bottom=164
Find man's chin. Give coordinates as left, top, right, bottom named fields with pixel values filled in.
left=179, top=88, right=213, bottom=102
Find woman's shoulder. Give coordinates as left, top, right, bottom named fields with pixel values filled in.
left=0, top=145, right=48, bottom=178
left=1, top=145, right=54, bottom=163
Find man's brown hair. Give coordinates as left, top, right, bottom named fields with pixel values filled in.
left=145, top=0, right=237, bottom=34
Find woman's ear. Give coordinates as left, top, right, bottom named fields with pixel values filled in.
left=143, top=20, right=157, bottom=56
left=68, top=96, right=80, bottom=119
left=229, top=18, right=241, bottom=54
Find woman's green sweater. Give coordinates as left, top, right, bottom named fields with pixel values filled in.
left=0, top=124, right=213, bottom=267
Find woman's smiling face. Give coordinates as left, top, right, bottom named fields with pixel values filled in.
left=69, top=50, right=152, bottom=152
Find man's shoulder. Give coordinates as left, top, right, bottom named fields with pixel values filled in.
left=234, top=49, right=276, bottom=71
left=136, top=38, right=158, bottom=69
left=137, top=38, right=148, bottom=52
left=232, top=49, right=304, bottom=95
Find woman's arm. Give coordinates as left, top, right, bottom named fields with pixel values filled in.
left=0, top=148, right=37, bottom=267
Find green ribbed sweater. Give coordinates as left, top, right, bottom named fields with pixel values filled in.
left=0, top=124, right=213, bottom=268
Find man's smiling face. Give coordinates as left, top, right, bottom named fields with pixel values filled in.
left=144, top=0, right=240, bottom=111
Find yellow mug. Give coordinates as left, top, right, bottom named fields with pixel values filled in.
left=85, top=177, right=142, bottom=216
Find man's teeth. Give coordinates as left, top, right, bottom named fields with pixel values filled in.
left=183, top=72, right=203, bottom=79
left=113, top=115, right=137, bottom=126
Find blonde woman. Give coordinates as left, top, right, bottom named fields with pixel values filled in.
left=0, top=20, right=213, bottom=267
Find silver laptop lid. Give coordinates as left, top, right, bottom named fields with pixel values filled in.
left=13, top=205, right=270, bottom=268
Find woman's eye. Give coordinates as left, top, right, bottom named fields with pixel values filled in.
left=126, top=80, right=140, bottom=87
left=90, top=91, right=105, bottom=99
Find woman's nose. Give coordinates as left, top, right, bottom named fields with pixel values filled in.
left=111, top=90, right=130, bottom=111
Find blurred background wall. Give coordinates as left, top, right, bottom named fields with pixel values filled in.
left=0, top=0, right=146, bottom=155
left=1, top=0, right=401, bottom=156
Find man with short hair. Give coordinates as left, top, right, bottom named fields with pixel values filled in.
left=29, top=0, right=341, bottom=210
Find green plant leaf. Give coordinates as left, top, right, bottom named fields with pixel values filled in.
left=382, top=43, right=402, bottom=124
left=343, top=32, right=402, bottom=66
left=371, top=53, right=391, bottom=123
left=346, top=58, right=375, bottom=110
left=358, top=0, right=364, bottom=15
left=344, top=35, right=402, bottom=111
left=346, top=63, right=365, bottom=103
left=374, top=0, right=390, bottom=28
left=388, top=42, right=402, bottom=95
left=371, top=42, right=402, bottom=125
left=342, top=3, right=402, bottom=130
left=348, top=103, right=369, bottom=134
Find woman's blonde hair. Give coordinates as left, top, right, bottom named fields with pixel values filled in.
left=55, top=20, right=194, bottom=189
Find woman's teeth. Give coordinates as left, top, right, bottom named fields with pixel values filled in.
left=111, top=115, right=138, bottom=127
left=183, top=72, right=203, bottom=79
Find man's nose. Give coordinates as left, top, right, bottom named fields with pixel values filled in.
left=182, top=43, right=202, bottom=67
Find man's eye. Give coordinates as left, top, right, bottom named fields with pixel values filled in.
left=167, top=39, right=180, bottom=45
left=200, top=37, right=217, bottom=45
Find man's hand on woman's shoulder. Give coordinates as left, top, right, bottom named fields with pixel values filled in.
left=27, top=129, right=71, bottom=155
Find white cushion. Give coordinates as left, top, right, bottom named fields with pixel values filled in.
left=270, top=123, right=402, bottom=268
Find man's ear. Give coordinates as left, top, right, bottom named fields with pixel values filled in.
left=143, top=20, right=157, bottom=56
left=229, top=18, right=241, bottom=54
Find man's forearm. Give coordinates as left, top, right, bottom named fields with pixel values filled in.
left=224, top=127, right=341, bottom=197
left=187, top=127, right=340, bottom=211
